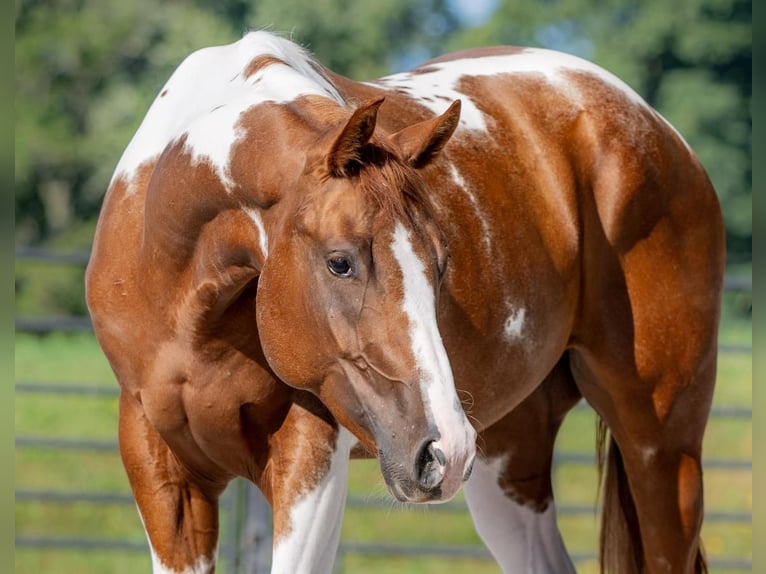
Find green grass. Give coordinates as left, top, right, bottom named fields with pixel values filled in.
left=15, top=307, right=751, bottom=573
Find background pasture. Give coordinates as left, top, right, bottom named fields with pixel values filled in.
left=14, top=261, right=751, bottom=573
left=14, top=0, right=750, bottom=571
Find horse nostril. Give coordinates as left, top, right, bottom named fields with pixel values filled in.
left=463, top=455, right=475, bottom=482
left=431, top=444, right=446, bottom=466
left=415, top=440, right=445, bottom=492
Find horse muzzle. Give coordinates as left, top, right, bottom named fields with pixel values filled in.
left=379, top=434, right=476, bottom=504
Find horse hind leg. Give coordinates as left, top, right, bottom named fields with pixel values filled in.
left=570, top=343, right=715, bottom=574
left=464, top=354, right=581, bottom=574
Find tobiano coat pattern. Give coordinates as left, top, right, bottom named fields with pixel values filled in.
left=86, top=31, right=725, bottom=574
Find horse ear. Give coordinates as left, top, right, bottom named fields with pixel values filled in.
left=390, top=100, right=461, bottom=168
left=327, top=97, right=385, bottom=177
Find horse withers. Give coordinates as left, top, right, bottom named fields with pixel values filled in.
left=86, top=31, right=725, bottom=574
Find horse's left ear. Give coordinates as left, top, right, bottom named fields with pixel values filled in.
left=327, top=97, right=385, bottom=177
left=390, top=100, right=461, bottom=168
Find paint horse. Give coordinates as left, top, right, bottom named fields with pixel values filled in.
left=86, top=31, right=725, bottom=574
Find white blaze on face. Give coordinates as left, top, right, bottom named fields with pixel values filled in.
left=391, top=222, right=476, bottom=492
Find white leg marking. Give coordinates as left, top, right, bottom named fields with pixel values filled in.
left=270, top=428, right=354, bottom=574
left=464, top=456, right=575, bottom=574
left=150, top=553, right=215, bottom=574
left=391, top=222, right=476, bottom=498
left=137, top=506, right=216, bottom=574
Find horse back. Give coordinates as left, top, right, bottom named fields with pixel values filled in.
left=335, top=47, right=725, bottom=421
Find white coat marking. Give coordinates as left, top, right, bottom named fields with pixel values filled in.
left=112, top=31, right=343, bottom=192
left=391, top=222, right=476, bottom=497
left=150, top=553, right=214, bottom=574
left=503, top=306, right=526, bottom=342
left=137, top=506, right=216, bottom=574
left=642, top=445, right=658, bottom=466
left=464, top=456, right=575, bottom=574
left=243, top=207, right=270, bottom=260
left=270, top=428, right=354, bottom=574
left=449, top=164, right=492, bottom=254
left=370, top=48, right=650, bottom=133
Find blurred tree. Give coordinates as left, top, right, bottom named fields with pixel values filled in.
left=245, top=0, right=460, bottom=78
left=14, top=0, right=751, bottom=317
left=15, top=0, right=236, bottom=243
left=14, top=0, right=462, bottom=317
left=452, top=0, right=752, bottom=262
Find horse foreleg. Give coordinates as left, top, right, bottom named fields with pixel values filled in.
left=260, top=398, right=354, bottom=574
left=118, top=391, right=225, bottom=574
left=464, top=355, right=581, bottom=574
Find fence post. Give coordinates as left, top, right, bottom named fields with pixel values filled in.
left=239, top=481, right=273, bottom=574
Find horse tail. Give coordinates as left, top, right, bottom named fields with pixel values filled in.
left=596, top=418, right=642, bottom=574
left=595, top=419, right=709, bottom=573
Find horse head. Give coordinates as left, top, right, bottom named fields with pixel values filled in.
left=255, top=97, right=476, bottom=503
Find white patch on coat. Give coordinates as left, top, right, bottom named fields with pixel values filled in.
left=243, top=206, right=270, bottom=260
left=464, top=455, right=576, bottom=573
left=370, top=48, right=650, bottom=133
left=112, top=31, right=343, bottom=192
left=391, top=222, right=477, bottom=498
left=449, top=164, right=492, bottom=254
left=641, top=445, right=658, bottom=466
left=270, top=428, right=354, bottom=574
left=503, top=306, right=526, bottom=342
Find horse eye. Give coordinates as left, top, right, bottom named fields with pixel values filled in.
left=327, top=255, right=353, bottom=278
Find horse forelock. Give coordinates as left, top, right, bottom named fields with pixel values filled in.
left=363, top=148, right=429, bottom=222
left=316, top=136, right=442, bottom=234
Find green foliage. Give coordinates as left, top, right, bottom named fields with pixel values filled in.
left=14, top=0, right=460, bottom=245
left=15, top=0, right=751, bottom=317
left=248, top=0, right=460, bottom=78
left=15, top=0, right=237, bottom=243
left=14, top=329, right=752, bottom=573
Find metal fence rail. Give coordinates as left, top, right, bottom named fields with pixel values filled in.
left=15, top=248, right=752, bottom=571
left=15, top=381, right=753, bottom=564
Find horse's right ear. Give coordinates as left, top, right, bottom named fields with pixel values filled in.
left=326, top=97, right=385, bottom=177
left=390, top=100, right=461, bottom=169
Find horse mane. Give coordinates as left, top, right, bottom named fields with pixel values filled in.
left=240, top=30, right=344, bottom=104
